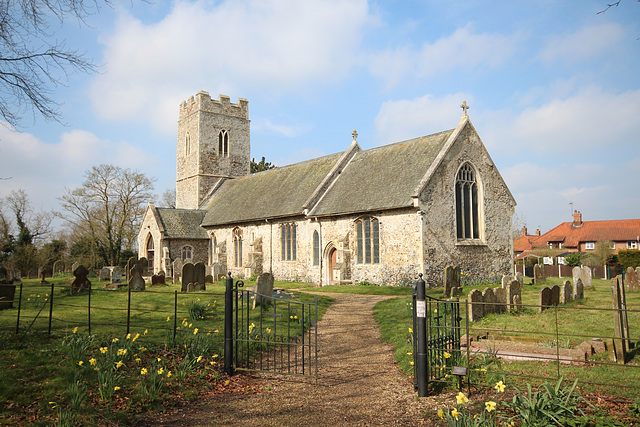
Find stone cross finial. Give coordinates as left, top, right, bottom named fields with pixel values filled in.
left=352, top=129, right=358, bottom=142
left=460, top=101, right=469, bottom=117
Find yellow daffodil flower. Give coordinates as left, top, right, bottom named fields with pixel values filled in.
left=495, top=380, right=506, bottom=393
left=456, top=392, right=468, bottom=405
left=485, top=401, right=497, bottom=412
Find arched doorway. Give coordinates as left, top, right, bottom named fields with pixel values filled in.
left=146, top=235, right=154, bottom=274
left=323, top=242, right=337, bottom=286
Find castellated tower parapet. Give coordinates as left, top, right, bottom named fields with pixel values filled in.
left=176, top=91, right=250, bottom=210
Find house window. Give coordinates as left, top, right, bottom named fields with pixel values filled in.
left=585, top=242, right=595, bottom=250
left=455, top=163, right=480, bottom=239
left=355, top=217, right=379, bottom=264
left=146, top=235, right=154, bottom=271
left=233, top=228, right=242, bottom=267
left=219, top=130, right=229, bottom=157
left=280, top=223, right=297, bottom=261
left=628, top=241, right=638, bottom=249
left=313, top=230, right=320, bottom=266
left=182, top=245, right=193, bottom=261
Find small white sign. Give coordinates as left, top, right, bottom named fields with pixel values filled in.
left=543, top=257, right=553, bottom=265
left=416, top=300, right=426, bottom=318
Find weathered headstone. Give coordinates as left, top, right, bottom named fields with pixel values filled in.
left=468, top=289, right=483, bottom=322
left=194, top=262, right=206, bottom=291
left=574, top=278, right=584, bottom=300
left=205, top=274, right=214, bottom=284
left=493, top=287, right=507, bottom=313
left=515, top=272, right=524, bottom=289
left=126, top=256, right=137, bottom=282
left=254, top=272, right=274, bottom=308
left=626, top=267, right=638, bottom=291
left=561, top=281, right=573, bottom=304
left=157, top=271, right=166, bottom=285
left=0, top=281, right=16, bottom=309
left=71, top=265, right=92, bottom=295
left=99, top=267, right=111, bottom=282
left=539, top=286, right=552, bottom=312
left=110, top=267, right=122, bottom=284
left=173, top=259, right=183, bottom=285
left=138, top=257, right=149, bottom=276
left=151, top=275, right=160, bottom=285
left=481, top=287, right=496, bottom=315
left=550, top=285, right=560, bottom=306
left=128, top=264, right=145, bottom=291
left=181, top=263, right=195, bottom=292
left=449, top=286, right=461, bottom=298
left=583, top=266, right=593, bottom=290
left=506, top=280, right=520, bottom=311
left=611, top=275, right=630, bottom=363
left=443, top=265, right=460, bottom=297
left=71, top=262, right=79, bottom=275
left=533, top=264, right=546, bottom=284
left=501, top=274, right=514, bottom=288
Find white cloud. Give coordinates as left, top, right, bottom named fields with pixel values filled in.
left=0, top=125, right=160, bottom=213
left=368, top=24, right=521, bottom=88
left=374, top=92, right=473, bottom=145
left=537, top=23, right=624, bottom=65
left=91, top=0, right=372, bottom=133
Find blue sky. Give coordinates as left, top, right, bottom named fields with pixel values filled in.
left=0, top=0, right=639, bottom=234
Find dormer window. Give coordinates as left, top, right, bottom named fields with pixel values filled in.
left=219, top=130, right=229, bottom=157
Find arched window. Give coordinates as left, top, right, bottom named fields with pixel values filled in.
left=218, top=130, right=229, bottom=157
left=280, top=223, right=297, bottom=261
left=209, top=234, right=216, bottom=264
left=146, top=235, right=154, bottom=271
left=182, top=245, right=193, bottom=261
left=233, top=228, right=243, bottom=267
left=185, top=132, right=191, bottom=155
left=355, top=217, right=379, bottom=264
left=456, top=163, right=480, bottom=239
left=312, top=230, right=320, bottom=266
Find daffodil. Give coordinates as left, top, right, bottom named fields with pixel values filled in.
left=112, top=338, right=119, bottom=343
left=100, top=347, right=108, bottom=354
left=193, top=328, right=199, bottom=335
left=408, top=327, right=413, bottom=333
left=197, top=355, right=203, bottom=362
left=114, top=386, right=121, bottom=391
left=116, top=361, right=124, bottom=369
left=78, top=361, right=83, bottom=366
left=72, top=327, right=78, bottom=334
left=158, top=368, right=164, bottom=375
left=456, top=392, right=468, bottom=405
left=495, top=380, right=506, bottom=393
left=167, top=371, right=172, bottom=378
left=89, top=358, right=97, bottom=366
left=126, top=333, right=131, bottom=340
left=451, top=408, right=460, bottom=420
left=444, top=352, right=451, bottom=359
left=437, top=409, right=444, bottom=419
left=141, top=368, right=148, bottom=375
left=485, top=401, right=497, bottom=412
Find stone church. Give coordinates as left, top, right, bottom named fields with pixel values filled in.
left=138, top=91, right=515, bottom=286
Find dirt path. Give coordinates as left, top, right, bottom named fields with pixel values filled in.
left=142, top=293, right=445, bottom=426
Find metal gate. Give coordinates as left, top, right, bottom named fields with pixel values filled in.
left=413, top=275, right=462, bottom=395
left=228, top=278, right=318, bottom=378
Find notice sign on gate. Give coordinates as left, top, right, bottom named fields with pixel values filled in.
left=416, top=299, right=426, bottom=318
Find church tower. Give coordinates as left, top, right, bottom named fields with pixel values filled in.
left=176, top=91, right=250, bottom=209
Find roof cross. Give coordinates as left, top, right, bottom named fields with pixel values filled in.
left=352, top=129, right=358, bottom=142
left=460, top=101, right=470, bottom=117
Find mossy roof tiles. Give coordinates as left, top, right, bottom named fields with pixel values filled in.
left=156, top=208, right=208, bottom=239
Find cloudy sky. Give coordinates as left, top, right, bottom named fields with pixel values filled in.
left=0, top=0, right=638, bottom=234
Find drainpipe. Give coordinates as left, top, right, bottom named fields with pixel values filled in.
left=318, top=218, right=323, bottom=287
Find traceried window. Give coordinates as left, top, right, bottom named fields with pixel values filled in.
left=233, top=228, right=243, bottom=267
left=146, top=235, right=154, bottom=270
left=313, top=230, right=320, bottom=266
left=219, top=130, right=229, bottom=157
left=455, top=163, right=480, bottom=240
left=182, top=245, right=193, bottom=261
left=280, top=223, right=297, bottom=261
left=355, top=217, right=379, bottom=264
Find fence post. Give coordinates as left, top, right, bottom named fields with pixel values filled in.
left=415, top=273, right=427, bottom=397
left=15, top=281, right=23, bottom=335
left=224, top=272, right=234, bottom=375
left=48, top=282, right=55, bottom=335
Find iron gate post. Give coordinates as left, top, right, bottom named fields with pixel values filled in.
left=224, top=273, right=234, bottom=375
left=416, top=273, right=427, bottom=397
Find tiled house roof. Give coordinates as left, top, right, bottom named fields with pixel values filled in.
left=537, top=218, right=640, bottom=249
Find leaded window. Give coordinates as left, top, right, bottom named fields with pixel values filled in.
left=456, top=164, right=480, bottom=239
left=281, top=223, right=297, bottom=261
left=355, top=217, right=379, bottom=264
left=182, top=245, right=193, bottom=261
left=233, top=228, right=242, bottom=267
left=313, top=230, right=320, bottom=266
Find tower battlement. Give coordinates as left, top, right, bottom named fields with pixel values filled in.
left=179, top=91, right=248, bottom=120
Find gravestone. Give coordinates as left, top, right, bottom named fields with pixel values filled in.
left=151, top=275, right=161, bottom=285
left=40, top=270, right=47, bottom=284
left=52, top=260, right=65, bottom=276
left=449, top=286, right=461, bottom=298
left=626, top=267, right=638, bottom=290
left=468, top=289, right=483, bottom=322
left=193, top=282, right=205, bottom=291
left=254, top=272, right=274, bottom=308
left=110, top=267, right=122, bottom=284
left=138, top=257, right=149, bottom=276
left=493, top=287, right=507, bottom=313
left=506, top=280, right=520, bottom=310
left=573, top=266, right=593, bottom=291
left=501, top=274, right=514, bottom=288
left=194, top=262, right=206, bottom=291
left=561, top=281, right=573, bottom=304
left=0, top=267, right=6, bottom=281
left=126, top=256, right=137, bottom=282
left=611, top=275, right=630, bottom=363
left=550, top=285, right=560, bottom=306
left=515, top=272, right=524, bottom=289
left=539, top=286, right=552, bottom=312
left=173, top=259, right=183, bottom=284
left=128, top=264, right=145, bottom=291
left=0, top=281, right=15, bottom=309
left=99, top=267, right=111, bottom=282
left=533, top=264, right=546, bottom=284
left=205, top=274, right=214, bottom=284
left=71, top=262, right=79, bottom=275
left=443, top=265, right=460, bottom=297
left=71, top=265, right=92, bottom=295
left=157, top=271, right=166, bottom=285
left=481, top=287, right=496, bottom=315
left=574, top=278, right=584, bottom=300
left=181, top=263, right=195, bottom=292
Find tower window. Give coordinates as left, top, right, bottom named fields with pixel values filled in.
left=219, top=130, right=229, bottom=157
left=185, top=132, right=191, bottom=155
left=355, top=217, right=379, bottom=264
left=456, top=163, right=480, bottom=239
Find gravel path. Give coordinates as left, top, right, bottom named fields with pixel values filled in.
left=143, top=293, right=445, bottom=426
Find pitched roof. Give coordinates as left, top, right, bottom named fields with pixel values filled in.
left=309, top=130, right=453, bottom=216
left=156, top=208, right=208, bottom=239
left=513, top=234, right=538, bottom=253
left=533, top=218, right=640, bottom=248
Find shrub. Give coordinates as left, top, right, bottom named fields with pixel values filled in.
left=564, top=252, right=581, bottom=267
left=618, top=249, right=640, bottom=269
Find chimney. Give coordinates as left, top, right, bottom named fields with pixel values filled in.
left=535, top=229, right=541, bottom=236
left=521, top=226, right=528, bottom=237
left=573, top=210, right=583, bottom=227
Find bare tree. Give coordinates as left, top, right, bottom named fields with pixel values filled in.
left=0, top=0, right=112, bottom=127
left=6, top=189, right=52, bottom=244
left=159, top=188, right=176, bottom=209
left=58, top=164, right=155, bottom=267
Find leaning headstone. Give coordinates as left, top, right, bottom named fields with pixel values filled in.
left=481, top=287, right=496, bottom=315
left=194, top=262, right=206, bottom=291
left=468, top=289, right=483, bottom=322
left=128, top=264, right=145, bottom=291
left=110, top=267, right=122, bottom=284
left=443, top=265, right=460, bottom=297
left=71, top=265, right=92, bottom=295
left=611, top=275, right=630, bottom=363
left=0, top=267, right=6, bottom=281
left=626, top=267, right=638, bottom=291
left=533, top=264, right=546, bottom=284
left=550, top=285, right=560, bottom=306
left=539, top=286, right=552, bottom=312
left=561, top=281, right=573, bottom=304
left=181, top=263, right=195, bottom=292
left=99, top=267, right=111, bottom=282
left=574, top=278, right=584, bottom=300
left=138, top=257, right=149, bottom=276
left=493, top=287, right=507, bottom=313
left=254, top=272, right=274, bottom=308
